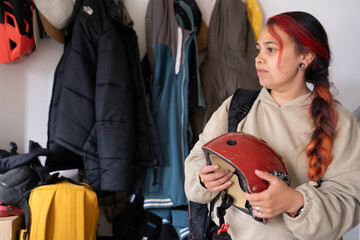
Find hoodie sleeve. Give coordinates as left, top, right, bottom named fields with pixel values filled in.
left=284, top=104, right=360, bottom=240
left=184, top=96, right=232, bottom=203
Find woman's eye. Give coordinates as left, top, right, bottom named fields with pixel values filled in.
left=256, top=48, right=277, bottom=55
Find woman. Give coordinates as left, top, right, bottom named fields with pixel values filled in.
left=184, top=11, right=360, bottom=239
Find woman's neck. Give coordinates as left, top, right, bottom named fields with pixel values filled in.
left=270, top=86, right=311, bottom=106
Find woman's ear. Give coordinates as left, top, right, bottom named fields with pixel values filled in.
left=302, top=51, right=316, bottom=68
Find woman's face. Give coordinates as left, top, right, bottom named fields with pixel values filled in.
left=255, top=25, right=305, bottom=93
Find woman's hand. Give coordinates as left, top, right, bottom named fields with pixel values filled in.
left=245, top=170, right=304, bottom=218
left=198, top=164, right=233, bottom=193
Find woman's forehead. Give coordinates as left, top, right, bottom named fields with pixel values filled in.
left=258, top=25, right=292, bottom=45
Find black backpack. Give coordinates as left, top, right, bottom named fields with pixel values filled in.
left=0, top=141, right=18, bottom=158
left=0, top=140, right=50, bottom=226
left=188, top=88, right=260, bottom=240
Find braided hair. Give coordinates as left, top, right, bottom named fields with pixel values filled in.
left=267, top=11, right=337, bottom=183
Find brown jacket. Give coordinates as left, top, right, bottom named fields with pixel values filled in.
left=189, top=0, right=260, bottom=144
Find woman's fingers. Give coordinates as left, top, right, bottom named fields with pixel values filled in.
left=199, top=165, right=233, bottom=192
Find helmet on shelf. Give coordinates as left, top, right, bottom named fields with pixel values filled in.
left=0, top=0, right=35, bottom=64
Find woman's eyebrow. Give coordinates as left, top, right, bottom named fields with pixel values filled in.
left=256, top=41, right=279, bottom=46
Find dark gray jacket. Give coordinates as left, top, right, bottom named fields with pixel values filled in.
left=46, top=0, right=162, bottom=192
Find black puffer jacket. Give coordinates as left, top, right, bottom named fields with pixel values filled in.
left=46, top=0, right=162, bottom=193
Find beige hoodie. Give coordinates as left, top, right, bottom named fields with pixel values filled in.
left=185, top=87, right=360, bottom=240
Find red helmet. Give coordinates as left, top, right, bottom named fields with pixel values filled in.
left=0, top=0, right=35, bottom=64
left=202, top=132, right=289, bottom=223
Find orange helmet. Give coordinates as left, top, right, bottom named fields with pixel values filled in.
left=202, top=132, right=289, bottom=223
left=0, top=0, right=35, bottom=64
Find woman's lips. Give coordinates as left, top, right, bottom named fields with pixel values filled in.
left=257, top=69, right=267, bottom=75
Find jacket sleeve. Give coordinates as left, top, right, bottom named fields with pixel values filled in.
left=284, top=105, right=360, bottom=239
left=95, top=28, right=135, bottom=192
left=184, top=96, right=232, bottom=203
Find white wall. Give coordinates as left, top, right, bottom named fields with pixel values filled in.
left=0, top=39, right=60, bottom=152
left=0, top=0, right=359, bottom=238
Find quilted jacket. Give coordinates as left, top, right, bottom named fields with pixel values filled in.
left=46, top=0, right=162, bottom=192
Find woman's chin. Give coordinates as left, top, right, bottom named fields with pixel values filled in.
left=258, top=78, right=268, bottom=88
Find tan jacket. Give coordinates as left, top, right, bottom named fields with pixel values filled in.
left=185, top=87, right=360, bottom=240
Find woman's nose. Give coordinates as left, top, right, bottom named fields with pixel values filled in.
left=255, top=54, right=263, bottom=64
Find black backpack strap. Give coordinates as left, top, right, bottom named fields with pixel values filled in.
left=228, top=88, right=261, bottom=132
left=216, top=193, right=233, bottom=227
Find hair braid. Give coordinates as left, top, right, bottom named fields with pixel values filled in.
left=305, top=35, right=336, bottom=182
left=306, top=85, right=337, bottom=182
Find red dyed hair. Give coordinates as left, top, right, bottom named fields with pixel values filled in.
left=267, top=13, right=328, bottom=70
left=267, top=12, right=337, bottom=183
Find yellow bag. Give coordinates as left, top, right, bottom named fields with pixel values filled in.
left=20, top=179, right=99, bottom=240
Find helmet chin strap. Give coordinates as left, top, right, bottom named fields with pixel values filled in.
left=207, top=154, right=269, bottom=224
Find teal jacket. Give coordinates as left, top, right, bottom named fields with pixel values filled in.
left=143, top=0, right=204, bottom=238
